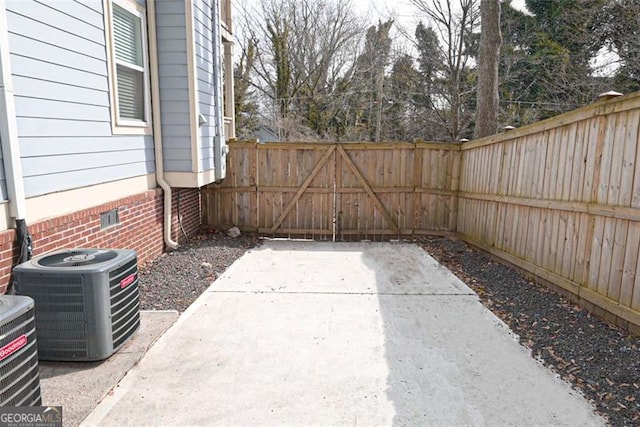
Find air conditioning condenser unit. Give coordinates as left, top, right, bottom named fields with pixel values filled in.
left=14, top=248, right=140, bottom=361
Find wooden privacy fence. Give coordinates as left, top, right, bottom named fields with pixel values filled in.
left=458, top=92, right=640, bottom=330
left=202, top=142, right=461, bottom=240
left=204, top=92, right=640, bottom=330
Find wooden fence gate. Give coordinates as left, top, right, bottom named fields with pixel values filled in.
left=202, top=141, right=461, bottom=240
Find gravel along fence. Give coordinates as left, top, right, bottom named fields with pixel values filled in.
left=138, top=232, right=259, bottom=312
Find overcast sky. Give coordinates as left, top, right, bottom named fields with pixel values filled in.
left=351, top=0, right=530, bottom=55
left=352, top=0, right=529, bottom=18
left=353, top=0, right=529, bottom=26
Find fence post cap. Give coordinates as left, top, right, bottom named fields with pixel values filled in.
left=597, top=90, right=624, bottom=100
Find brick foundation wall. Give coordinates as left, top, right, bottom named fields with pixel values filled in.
left=0, top=232, right=18, bottom=293
left=170, top=188, right=201, bottom=244
left=0, top=187, right=202, bottom=293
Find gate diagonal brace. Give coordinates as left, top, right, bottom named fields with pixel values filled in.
left=269, top=145, right=336, bottom=234
left=337, top=145, right=399, bottom=234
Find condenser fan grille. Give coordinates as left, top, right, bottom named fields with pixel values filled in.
left=36, top=249, right=119, bottom=267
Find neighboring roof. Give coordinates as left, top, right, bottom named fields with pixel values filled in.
left=254, top=125, right=279, bottom=143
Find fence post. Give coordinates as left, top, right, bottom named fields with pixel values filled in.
left=412, top=140, right=424, bottom=237
left=252, top=141, right=259, bottom=233
left=448, top=148, right=462, bottom=232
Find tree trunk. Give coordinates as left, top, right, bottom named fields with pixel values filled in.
left=474, top=0, right=501, bottom=139
left=374, top=70, right=384, bottom=143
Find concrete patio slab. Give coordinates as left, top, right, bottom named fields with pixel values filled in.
left=212, top=240, right=472, bottom=295
left=83, top=241, right=604, bottom=426
left=39, top=310, right=179, bottom=427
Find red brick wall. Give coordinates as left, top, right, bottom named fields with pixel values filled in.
left=170, top=188, right=201, bottom=244
left=0, top=232, right=18, bottom=293
left=0, top=187, right=202, bottom=293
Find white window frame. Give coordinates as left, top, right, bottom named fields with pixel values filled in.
left=104, top=0, right=152, bottom=135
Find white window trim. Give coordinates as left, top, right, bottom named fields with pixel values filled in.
left=104, top=0, right=152, bottom=135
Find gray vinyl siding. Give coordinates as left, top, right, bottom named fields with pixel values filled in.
left=6, top=0, right=154, bottom=198
left=156, top=0, right=192, bottom=173
left=193, top=0, right=220, bottom=172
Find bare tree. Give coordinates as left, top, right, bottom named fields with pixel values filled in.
left=234, top=39, right=258, bottom=139
left=346, top=20, right=394, bottom=142
left=409, top=0, right=480, bottom=141
left=239, top=0, right=364, bottom=140
left=474, top=0, right=501, bottom=139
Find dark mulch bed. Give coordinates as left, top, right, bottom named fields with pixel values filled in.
left=418, top=236, right=640, bottom=426
left=138, top=232, right=259, bottom=312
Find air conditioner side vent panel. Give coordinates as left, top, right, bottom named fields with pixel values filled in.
left=0, top=295, right=42, bottom=406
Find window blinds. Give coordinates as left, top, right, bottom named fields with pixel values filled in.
left=113, top=4, right=144, bottom=121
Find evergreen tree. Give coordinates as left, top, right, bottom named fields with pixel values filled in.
left=234, top=40, right=259, bottom=139
left=348, top=20, right=394, bottom=141
left=383, top=55, right=420, bottom=141
left=600, top=0, right=640, bottom=93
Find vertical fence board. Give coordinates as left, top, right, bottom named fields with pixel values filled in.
left=561, top=124, right=577, bottom=201
left=598, top=114, right=617, bottom=204
left=554, top=211, right=567, bottom=274
left=542, top=129, right=554, bottom=199
left=633, top=261, right=640, bottom=311
left=621, top=110, right=639, bottom=206
left=621, top=223, right=640, bottom=308
left=571, top=122, right=586, bottom=201
left=608, top=219, right=629, bottom=301
left=608, top=114, right=626, bottom=206
left=632, top=111, right=640, bottom=208
left=597, top=218, right=616, bottom=295
left=573, top=213, right=589, bottom=283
